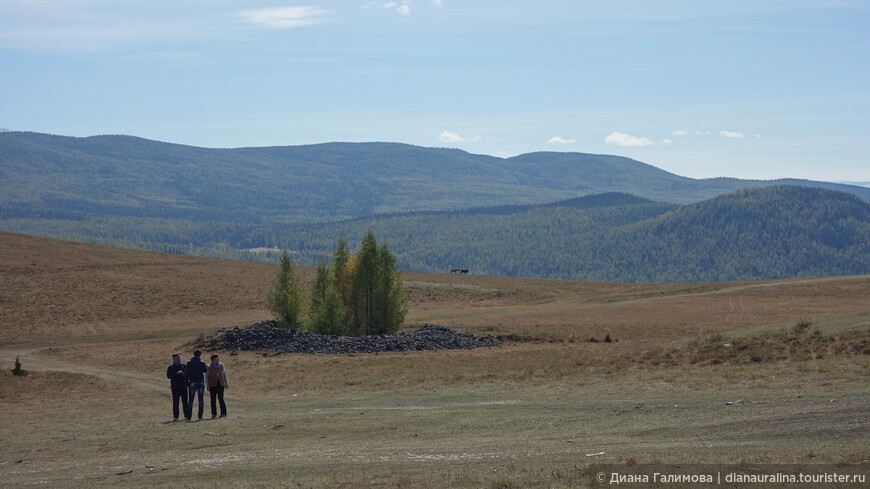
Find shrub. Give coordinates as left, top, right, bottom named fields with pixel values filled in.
left=12, top=355, right=28, bottom=376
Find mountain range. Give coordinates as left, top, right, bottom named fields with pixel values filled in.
left=2, top=131, right=867, bottom=223
left=1, top=131, right=868, bottom=282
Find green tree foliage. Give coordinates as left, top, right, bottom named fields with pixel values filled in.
left=307, top=260, right=350, bottom=336
left=5, top=184, right=868, bottom=283
left=351, top=230, right=379, bottom=336
left=331, top=235, right=355, bottom=332
left=309, top=287, right=349, bottom=336
left=343, top=231, right=408, bottom=335
left=258, top=232, right=407, bottom=336
left=266, top=251, right=304, bottom=328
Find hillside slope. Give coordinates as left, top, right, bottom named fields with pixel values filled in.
left=277, top=186, right=870, bottom=282
left=2, top=131, right=867, bottom=225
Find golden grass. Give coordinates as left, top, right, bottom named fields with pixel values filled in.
left=1, top=231, right=868, bottom=488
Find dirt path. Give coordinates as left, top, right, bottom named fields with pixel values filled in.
left=0, top=346, right=168, bottom=394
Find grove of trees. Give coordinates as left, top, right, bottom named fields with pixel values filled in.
left=266, top=231, right=407, bottom=336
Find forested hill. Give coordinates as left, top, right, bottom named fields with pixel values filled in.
left=1, top=184, right=867, bottom=282
left=277, top=186, right=870, bottom=282
left=2, top=131, right=868, bottom=225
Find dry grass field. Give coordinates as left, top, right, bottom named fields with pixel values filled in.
left=1, top=231, right=868, bottom=488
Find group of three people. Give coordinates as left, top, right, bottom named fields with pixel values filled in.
left=167, top=349, right=229, bottom=421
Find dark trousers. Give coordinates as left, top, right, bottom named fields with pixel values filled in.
left=210, top=385, right=227, bottom=417
left=171, top=385, right=190, bottom=420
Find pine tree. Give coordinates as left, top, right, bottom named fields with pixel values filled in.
left=349, top=230, right=407, bottom=336
left=331, top=234, right=356, bottom=332
left=309, top=260, right=330, bottom=323
left=371, top=241, right=407, bottom=334
left=351, top=230, right=379, bottom=336
left=265, top=250, right=304, bottom=329
left=309, top=287, right=348, bottom=336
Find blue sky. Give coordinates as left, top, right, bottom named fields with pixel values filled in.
left=1, top=0, right=868, bottom=181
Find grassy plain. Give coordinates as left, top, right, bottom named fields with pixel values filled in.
left=0, top=231, right=868, bottom=488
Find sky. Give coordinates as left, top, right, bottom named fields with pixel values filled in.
left=1, top=0, right=868, bottom=182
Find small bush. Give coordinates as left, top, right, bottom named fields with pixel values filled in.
left=12, top=355, right=28, bottom=376
left=792, top=319, right=814, bottom=335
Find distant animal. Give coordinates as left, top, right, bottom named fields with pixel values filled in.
left=459, top=269, right=469, bottom=275
left=450, top=268, right=460, bottom=274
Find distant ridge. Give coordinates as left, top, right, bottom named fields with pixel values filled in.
left=1, top=131, right=867, bottom=226
left=1, top=132, right=868, bottom=282
left=280, top=185, right=869, bottom=282
left=836, top=181, right=870, bottom=188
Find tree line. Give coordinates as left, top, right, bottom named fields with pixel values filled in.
left=266, top=231, right=407, bottom=336
left=3, top=186, right=867, bottom=283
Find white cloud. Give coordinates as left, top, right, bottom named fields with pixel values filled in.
left=695, top=130, right=711, bottom=135
left=547, top=136, right=576, bottom=145
left=661, top=138, right=673, bottom=144
left=438, top=130, right=481, bottom=143
left=363, top=1, right=412, bottom=15
left=719, top=130, right=745, bottom=139
left=604, top=131, right=654, bottom=147
left=672, top=129, right=689, bottom=136
left=237, top=6, right=331, bottom=29
left=430, top=0, right=443, bottom=6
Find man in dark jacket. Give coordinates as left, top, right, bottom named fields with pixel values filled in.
left=166, top=352, right=190, bottom=421
left=186, top=349, right=209, bottom=421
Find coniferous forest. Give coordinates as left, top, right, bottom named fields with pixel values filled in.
left=1, top=132, right=868, bottom=283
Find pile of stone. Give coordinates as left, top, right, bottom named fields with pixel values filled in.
left=199, top=320, right=500, bottom=355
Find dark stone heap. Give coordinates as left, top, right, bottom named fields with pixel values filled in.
left=200, top=320, right=500, bottom=355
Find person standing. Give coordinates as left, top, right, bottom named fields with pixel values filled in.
left=207, top=354, right=229, bottom=419
left=186, top=349, right=208, bottom=421
left=166, top=352, right=190, bottom=421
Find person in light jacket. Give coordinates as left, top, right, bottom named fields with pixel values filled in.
left=207, top=353, right=229, bottom=418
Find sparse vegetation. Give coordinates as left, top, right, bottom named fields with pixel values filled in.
left=12, top=355, right=27, bottom=376
left=631, top=321, right=869, bottom=368
left=1, top=233, right=868, bottom=488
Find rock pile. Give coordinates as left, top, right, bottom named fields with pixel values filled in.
left=199, top=320, right=500, bottom=355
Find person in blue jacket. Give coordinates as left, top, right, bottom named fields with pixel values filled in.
left=186, top=349, right=209, bottom=421
left=166, top=352, right=190, bottom=421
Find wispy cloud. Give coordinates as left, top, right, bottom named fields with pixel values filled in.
left=661, top=138, right=673, bottom=144
left=237, top=6, right=331, bottom=29
left=672, top=129, right=689, bottom=136
left=547, top=136, right=576, bottom=145
left=604, top=131, right=654, bottom=147
left=363, top=1, right=412, bottom=15
left=719, top=130, right=745, bottom=139
left=438, top=130, right=481, bottom=143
